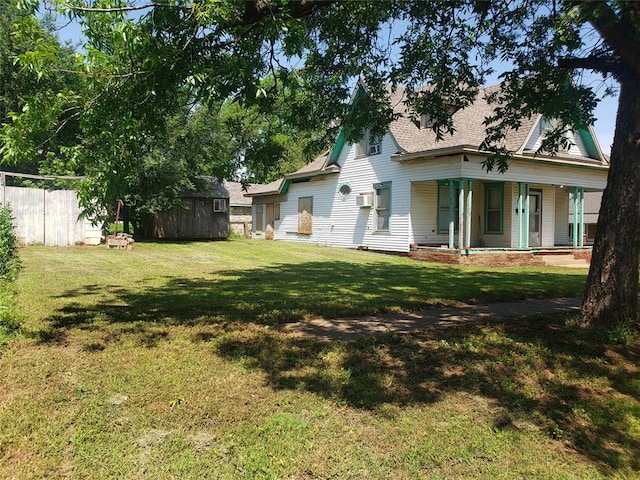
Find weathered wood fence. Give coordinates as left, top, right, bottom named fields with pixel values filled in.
left=0, top=172, right=102, bottom=246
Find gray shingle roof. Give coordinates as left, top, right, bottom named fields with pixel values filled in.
left=387, top=84, right=538, bottom=155
left=224, top=181, right=253, bottom=207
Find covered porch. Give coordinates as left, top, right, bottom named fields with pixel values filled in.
left=409, top=178, right=599, bottom=254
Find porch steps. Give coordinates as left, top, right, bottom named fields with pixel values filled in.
left=533, top=253, right=589, bottom=268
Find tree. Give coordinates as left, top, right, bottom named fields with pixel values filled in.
left=0, top=0, right=84, bottom=181
left=4, top=0, right=638, bottom=330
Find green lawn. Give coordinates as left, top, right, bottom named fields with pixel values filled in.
left=1, top=239, right=638, bottom=479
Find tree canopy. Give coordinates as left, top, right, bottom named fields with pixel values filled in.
left=2, top=0, right=639, bottom=331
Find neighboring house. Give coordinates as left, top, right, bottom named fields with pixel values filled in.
left=224, top=181, right=253, bottom=238
left=140, top=178, right=229, bottom=239
left=246, top=82, right=608, bottom=263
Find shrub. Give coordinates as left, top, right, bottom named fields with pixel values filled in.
left=0, top=283, right=22, bottom=345
left=0, top=204, right=20, bottom=281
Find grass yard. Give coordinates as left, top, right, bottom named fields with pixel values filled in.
left=1, top=239, right=638, bottom=479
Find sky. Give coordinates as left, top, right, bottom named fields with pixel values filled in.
left=54, top=17, right=619, bottom=156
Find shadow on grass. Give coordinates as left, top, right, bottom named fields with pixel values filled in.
left=40, top=260, right=586, bottom=333
left=214, top=316, right=640, bottom=475
left=33, top=259, right=639, bottom=473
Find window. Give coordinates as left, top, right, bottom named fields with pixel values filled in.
left=437, top=181, right=459, bottom=233
left=274, top=203, right=280, bottom=221
left=374, top=182, right=391, bottom=232
left=213, top=198, right=226, bottom=212
left=338, top=183, right=352, bottom=198
left=297, top=197, right=313, bottom=235
left=356, top=130, right=382, bottom=157
left=484, top=183, right=504, bottom=234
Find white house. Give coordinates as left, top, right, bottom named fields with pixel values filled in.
left=246, top=82, right=608, bottom=264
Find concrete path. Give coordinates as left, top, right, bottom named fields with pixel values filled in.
left=283, top=297, right=584, bottom=342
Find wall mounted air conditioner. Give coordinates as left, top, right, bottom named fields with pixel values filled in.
left=356, top=193, right=373, bottom=208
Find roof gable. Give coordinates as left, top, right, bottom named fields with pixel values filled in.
left=519, top=117, right=605, bottom=162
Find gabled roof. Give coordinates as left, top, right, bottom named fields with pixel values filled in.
left=387, top=84, right=606, bottom=165
left=248, top=81, right=608, bottom=197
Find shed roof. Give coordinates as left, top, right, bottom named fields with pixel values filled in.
left=186, top=177, right=228, bottom=198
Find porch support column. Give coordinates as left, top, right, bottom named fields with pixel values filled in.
left=465, top=180, right=473, bottom=249
left=448, top=180, right=455, bottom=249
left=458, top=180, right=465, bottom=250
left=578, top=187, right=585, bottom=248
left=572, top=187, right=579, bottom=248
left=517, top=182, right=524, bottom=248
left=524, top=183, right=530, bottom=248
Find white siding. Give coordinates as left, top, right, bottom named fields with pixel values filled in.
left=268, top=136, right=607, bottom=253
left=524, top=120, right=591, bottom=158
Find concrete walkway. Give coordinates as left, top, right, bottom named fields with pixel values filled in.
left=284, top=297, right=584, bottom=342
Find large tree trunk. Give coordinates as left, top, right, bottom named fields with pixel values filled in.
left=580, top=75, right=640, bottom=329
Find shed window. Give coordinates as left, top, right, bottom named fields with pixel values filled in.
left=484, top=183, right=504, bottom=234
left=213, top=199, right=226, bottom=212
left=298, top=197, right=313, bottom=235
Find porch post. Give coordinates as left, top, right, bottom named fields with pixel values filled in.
left=465, top=179, right=473, bottom=249
left=458, top=180, right=465, bottom=250
left=524, top=183, right=530, bottom=247
left=517, top=182, right=524, bottom=248
left=448, top=180, right=455, bottom=249
left=578, top=187, right=585, bottom=247
left=572, top=187, right=579, bottom=248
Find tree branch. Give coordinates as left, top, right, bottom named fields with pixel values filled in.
left=557, top=55, right=623, bottom=73
left=62, top=2, right=191, bottom=13
left=576, top=1, right=640, bottom=78
left=236, top=0, right=335, bottom=27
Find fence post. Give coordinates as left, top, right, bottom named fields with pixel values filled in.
left=0, top=172, right=5, bottom=206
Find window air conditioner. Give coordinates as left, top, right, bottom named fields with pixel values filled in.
left=356, top=193, right=373, bottom=208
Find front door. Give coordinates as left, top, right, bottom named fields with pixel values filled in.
left=529, top=190, right=542, bottom=247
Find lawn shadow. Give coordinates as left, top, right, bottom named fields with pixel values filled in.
left=32, top=257, right=638, bottom=474
left=39, top=259, right=585, bottom=335
left=214, top=315, right=640, bottom=476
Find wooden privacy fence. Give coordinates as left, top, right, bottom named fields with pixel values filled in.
left=0, top=172, right=102, bottom=246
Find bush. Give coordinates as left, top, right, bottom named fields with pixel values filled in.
left=0, top=283, right=22, bottom=345
left=0, top=204, right=20, bottom=281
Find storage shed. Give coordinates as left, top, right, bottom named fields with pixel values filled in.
left=141, top=178, right=230, bottom=239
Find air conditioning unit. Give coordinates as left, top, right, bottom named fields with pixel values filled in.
left=368, top=143, right=381, bottom=155
left=356, top=193, right=373, bottom=208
